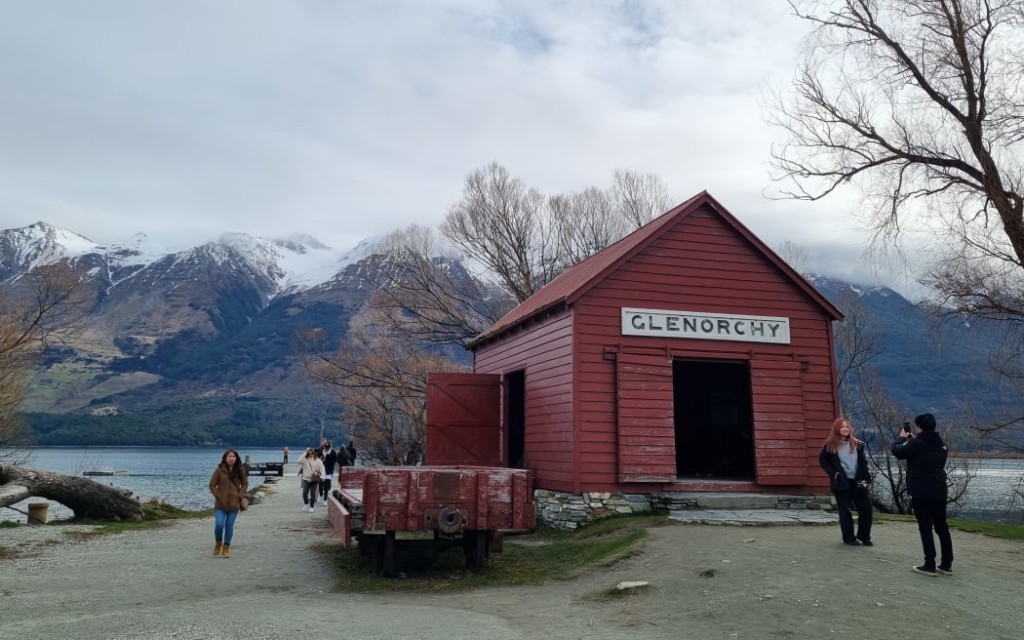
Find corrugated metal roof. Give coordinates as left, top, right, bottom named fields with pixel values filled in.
left=470, top=190, right=843, bottom=348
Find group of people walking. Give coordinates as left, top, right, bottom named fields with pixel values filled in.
left=204, top=438, right=357, bottom=558
left=296, top=439, right=357, bottom=512
left=819, top=413, right=954, bottom=576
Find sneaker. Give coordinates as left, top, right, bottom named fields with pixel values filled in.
left=859, top=539, right=874, bottom=547
left=937, top=566, right=953, bottom=576
left=913, top=565, right=938, bottom=577
left=842, top=539, right=861, bottom=546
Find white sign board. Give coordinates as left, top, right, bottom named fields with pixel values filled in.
left=621, top=307, right=791, bottom=345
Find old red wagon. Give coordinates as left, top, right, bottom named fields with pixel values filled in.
left=327, top=465, right=535, bottom=576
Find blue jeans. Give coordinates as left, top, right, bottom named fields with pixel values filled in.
left=214, top=509, right=239, bottom=545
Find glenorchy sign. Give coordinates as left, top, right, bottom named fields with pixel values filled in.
left=621, top=307, right=791, bottom=345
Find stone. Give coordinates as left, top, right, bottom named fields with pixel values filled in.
left=616, top=581, right=649, bottom=591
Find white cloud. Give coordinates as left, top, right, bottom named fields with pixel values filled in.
left=0, top=1, right=910, bottom=293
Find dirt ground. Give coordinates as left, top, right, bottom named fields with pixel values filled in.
left=2, top=476, right=1022, bottom=640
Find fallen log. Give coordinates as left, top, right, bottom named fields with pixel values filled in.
left=0, top=463, right=144, bottom=521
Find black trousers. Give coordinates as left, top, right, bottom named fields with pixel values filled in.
left=834, top=486, right=873, bottom=542
left=912, top=497, right=953, bottom=568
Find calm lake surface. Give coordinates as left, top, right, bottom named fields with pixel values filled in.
left=3, top=446, right=290, bottom=523
left=3, top=448, right=1023, bottom=525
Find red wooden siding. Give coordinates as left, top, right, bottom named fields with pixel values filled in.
left=425, top=373, right=502, bottom=466
left=572, top=206, right=835, bottom=493
left=473, top=313, right=576, bottom=492
left=472, top=201, right=838, bottom=496
left=750, top=359, right=807, bottom=484
left=616, top=353, right=676, bottom=482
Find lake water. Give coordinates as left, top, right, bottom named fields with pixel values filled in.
left=2, top=446, right=289, bottom=523
left=3, top=448, right=1023, bottom=525
left=949, top=458, right=1024, bottom=524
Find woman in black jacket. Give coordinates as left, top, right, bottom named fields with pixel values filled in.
left=818, top=417, right=873, bottom=546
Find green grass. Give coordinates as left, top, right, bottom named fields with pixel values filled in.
left=875, top=512, right=1024, bottom=540
left=66, top=502, right=209, bottom=538
left=322, top=513, right=669, bottom=593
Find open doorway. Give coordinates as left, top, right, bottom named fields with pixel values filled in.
left=505, top=370, right=526, bottom=468
left=673, top=359, right=755, bottom=479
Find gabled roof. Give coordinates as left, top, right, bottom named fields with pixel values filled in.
left=470, top=190, right=844, bottom=348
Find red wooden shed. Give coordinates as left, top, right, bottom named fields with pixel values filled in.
left=427, top=191, right=843, bottom=526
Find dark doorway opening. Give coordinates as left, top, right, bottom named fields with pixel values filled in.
left=673, top=359, right=755, bottom=479
left=506, top=370, right=526, bottom=468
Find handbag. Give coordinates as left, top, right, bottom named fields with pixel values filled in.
left=240, top=496, right=249, bottom=511
left=310, top=470, right=323, bottom=483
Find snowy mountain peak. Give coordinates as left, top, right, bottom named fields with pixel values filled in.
left=0, top=221, right=99, bottom=277
left=0, top=221, right=374, bottom=296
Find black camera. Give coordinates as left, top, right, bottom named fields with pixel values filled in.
left=900, top=421, right=912, bottom=436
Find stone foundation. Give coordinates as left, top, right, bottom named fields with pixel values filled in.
left=535, top=489, right=834, bottom=530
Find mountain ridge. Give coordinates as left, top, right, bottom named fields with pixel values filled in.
left=2, top=221, right=1019, bottom=447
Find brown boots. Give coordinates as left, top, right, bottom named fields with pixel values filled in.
left=213, top=540, right=222, bottom=556
left=221, top=543, right=231, bottom=558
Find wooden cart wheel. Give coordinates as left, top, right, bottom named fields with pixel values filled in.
left=463, top=530, right=491, bottom=570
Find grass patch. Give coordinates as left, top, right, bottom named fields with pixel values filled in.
left=324, top=513, right=668, bottom=593
left=875, top=512, right=1024, bottom=540
left=67, top=501, right=209, bottom=538
left=0, top=520, right=20, bottom=529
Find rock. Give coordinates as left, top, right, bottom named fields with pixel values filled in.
left=616, top=580, right=650, bottom=591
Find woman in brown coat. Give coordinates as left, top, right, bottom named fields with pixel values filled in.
left=208, top=448, right=248, bottom=558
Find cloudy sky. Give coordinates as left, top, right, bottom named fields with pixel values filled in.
left=0, top=1, right=921, bottom=294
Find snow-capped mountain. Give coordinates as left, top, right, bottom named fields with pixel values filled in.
left=0, top=221, right=366, bottom=297
left=1, top=221, right=397, bottom=446
left=2, top=222, right=1018, bottom=448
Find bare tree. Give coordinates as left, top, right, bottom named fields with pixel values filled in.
left=611, top=168, right=672, bottom=229
left=832, top=290, right=975, bottom=513
left=441, top=163, right=552, bottom=304
left=296, top=307, right=466, bottom=465
left=1, top=263, right=88, bottom=462
left=371, top=226, right=517, bottom=348
left=772, top=0, right=1024, bottom=320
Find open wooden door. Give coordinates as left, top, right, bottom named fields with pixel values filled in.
left=616, top=353, right=676, bottom=482
left=426, top=372, right=503, bottom=466
left=750, top=359, right=807, bottom=485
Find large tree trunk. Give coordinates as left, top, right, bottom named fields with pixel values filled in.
left=0, top=463, right=144, bottom=521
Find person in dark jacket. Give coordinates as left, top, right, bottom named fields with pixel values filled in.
left=892, top=413, right=953, bottom=577
left=320, top=442, right=338, bottom=504
left=346, top=440, right=357, bottom=465
left=819, top=417, right=873, bottom=546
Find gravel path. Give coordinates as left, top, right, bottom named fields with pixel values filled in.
left=2, top=475, right=1023, bottom=640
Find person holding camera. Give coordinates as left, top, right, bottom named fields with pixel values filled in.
left=892, top=413, right=953, bottom=577
left=818, top=417, right=873, bottom=546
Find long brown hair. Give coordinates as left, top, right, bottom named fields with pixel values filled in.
left=220, top=448, right=245, bottom=482
left=823, top=417, right=862, bottom=454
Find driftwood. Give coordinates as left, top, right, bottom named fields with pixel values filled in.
left=0, top=463, right=144, bottom=521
